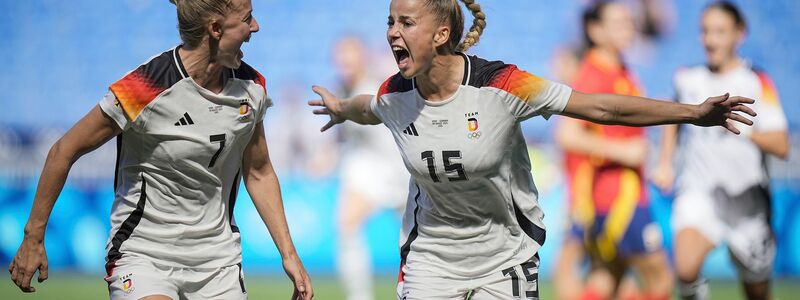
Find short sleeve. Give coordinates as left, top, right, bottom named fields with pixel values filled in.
left=98, top=91, right=131, bottom=130
left=256, top=94, right=272, bottom=123
left=492, top=68, right=572, bottom=121
left=752, top=72, right=788, bottom=132
left=253, top=71, right=271, bottom=123
left=369, top=94, right=385, bottom=123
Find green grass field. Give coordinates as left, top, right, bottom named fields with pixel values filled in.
left=2, top=274, right=800, bottom=299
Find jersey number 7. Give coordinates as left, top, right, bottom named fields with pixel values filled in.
left=209, top=134, right=226, bottom=168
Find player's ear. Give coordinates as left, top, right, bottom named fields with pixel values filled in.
left=208, top=18, right=223, bottom=41
left=433, top=25, right=450, bottom=49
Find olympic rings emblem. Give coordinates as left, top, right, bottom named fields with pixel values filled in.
left=467, top=131, right=482, bottom=140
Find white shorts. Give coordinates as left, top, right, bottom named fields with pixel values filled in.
left=671, top=185, right=775, bottom=282
left=397, top=255, right=540, bottom=300
left=105, top=256, right=247, bottom=300
left=341, top=150, right=408, bottom=208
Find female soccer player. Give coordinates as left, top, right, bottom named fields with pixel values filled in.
left=554, top=2, right=672, bottom=300
left=653, top=2, right=789, bottom=300
left=8, top=0, right=313, bottom=299
left=310, top=0, right=754, bottom=298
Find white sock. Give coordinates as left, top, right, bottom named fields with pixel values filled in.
left=337, top=232, right=374, bottom=300
left=679, top=278, right=710, bottom=300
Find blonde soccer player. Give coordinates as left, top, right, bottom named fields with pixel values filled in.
left=310, top=0, right=755, bottom=298
left=8, top=1, right=313, bottom=299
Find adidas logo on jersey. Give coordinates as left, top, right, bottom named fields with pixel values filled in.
left=402, top=123, right=419, bottom=136
left=174, top=112, right=195, bottom=126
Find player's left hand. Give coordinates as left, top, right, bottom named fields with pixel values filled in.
left=283, top=254, right=313, bottom=300
left=693, top=93, right=756, bottom=134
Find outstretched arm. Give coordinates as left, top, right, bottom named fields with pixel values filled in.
left=308, top=86, right=380, bottom=132
left=561, top=92, right=756, bottom=133
left=9, top=105, right=121, bottom=293
left=242, top=122, right=313, bottom=300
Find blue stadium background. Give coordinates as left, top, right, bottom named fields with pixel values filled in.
left=0, top=0, right=798, bottom=280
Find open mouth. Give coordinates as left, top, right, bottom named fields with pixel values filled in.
left=392, top=46, right=410, bottom=68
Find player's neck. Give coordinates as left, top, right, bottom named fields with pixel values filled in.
left=709, top=56, right=742, bottom=74
left=416, top=54, right=464, bottom=102
left=179, top=46, right=227, bottom=94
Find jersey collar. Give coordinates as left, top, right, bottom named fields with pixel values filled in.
left=172, top=45, right=189, bottom=79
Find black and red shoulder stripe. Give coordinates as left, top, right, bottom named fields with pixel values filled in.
left=233, top=61, right=267, bottom=95
left=486, top=64, right=549, bottom=103
left=464, top=55, right=509, bottom=88
left=109, top=49, right=185, bottom=121
left=750, top=66, right=781, bottom=106
left=377, top=72, right=413, bottom=99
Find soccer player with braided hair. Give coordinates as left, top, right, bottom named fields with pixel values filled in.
left=310, top=0, right=755, bottom=298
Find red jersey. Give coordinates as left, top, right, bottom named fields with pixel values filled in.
left=565, top=50, right=647, bottom=221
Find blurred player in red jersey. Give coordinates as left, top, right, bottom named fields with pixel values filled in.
left=554, top=2, right=672, bottom=300
left=654, top=2, right=789, bottom=300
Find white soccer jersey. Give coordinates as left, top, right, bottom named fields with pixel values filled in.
left=673, top=61, right=787, bottom=195
left=370, top=54, right=572, bottom=278
left=98, top=46, right=271, bottom=270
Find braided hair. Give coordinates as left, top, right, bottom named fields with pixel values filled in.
left=423, top=0, right=487, bottom=53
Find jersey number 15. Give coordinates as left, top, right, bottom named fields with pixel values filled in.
left=421, top=150, right=468, bottom=182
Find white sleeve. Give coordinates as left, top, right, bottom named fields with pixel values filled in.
left=97, top=91, right=131, bottom=131
left=369, top=95, right=386, bottom=123
left=527, top=80, right=572, bottom=120
left=496, top=69, right=572, bottom=121
left=257, top=94, right=272, bottom=123
left=754, top=100, right=788, bottom=133
left=753, top=74, right=788, bottom=133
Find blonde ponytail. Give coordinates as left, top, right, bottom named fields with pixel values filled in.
left=169, top=0, right=232, bottom=49
left=456, top=0, right=486, bottom=52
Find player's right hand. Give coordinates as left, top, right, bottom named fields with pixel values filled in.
left=8, top=235, right=49, bottom=293
left=283, top=254, right=313, bottom=300
left=693, top=93, right=756, bottom=134
left=309, top=85, right=346, bottom=132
